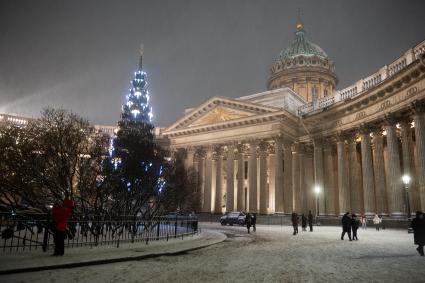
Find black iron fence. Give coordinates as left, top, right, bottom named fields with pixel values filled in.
left=0, top=212, right=198, bottom=253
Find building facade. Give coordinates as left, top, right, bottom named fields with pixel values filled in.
left=162, top=22, right=425, bottom=217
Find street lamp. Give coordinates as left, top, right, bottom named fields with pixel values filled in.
left=402, top=174, right=411, bottom=220
left=314, top=185, right=320, bottom=218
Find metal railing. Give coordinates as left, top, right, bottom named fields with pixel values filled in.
left=0, top=212, right=198, bottom=253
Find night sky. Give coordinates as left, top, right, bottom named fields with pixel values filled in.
left=1, top=0, right=425, bottom=127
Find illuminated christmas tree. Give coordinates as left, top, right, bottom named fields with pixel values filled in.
left=110, top=45, right=165, bottom=216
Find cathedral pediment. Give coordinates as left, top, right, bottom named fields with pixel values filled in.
left=164, top=96, right=282, bottom=132
left=188, top=106, right=251, bottom=127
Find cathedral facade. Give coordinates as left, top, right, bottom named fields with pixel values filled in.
left=162, top=22, right=425, bottom=217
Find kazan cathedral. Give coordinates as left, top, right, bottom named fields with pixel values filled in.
left=161, top=20, right=425, bottom=217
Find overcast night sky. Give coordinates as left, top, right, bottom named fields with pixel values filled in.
left=1, top=0, right=425, bottom=127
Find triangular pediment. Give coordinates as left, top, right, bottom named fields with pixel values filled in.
left=164, top=96, right=281, bottom=132
left=188, top=106, right=252, bottom=127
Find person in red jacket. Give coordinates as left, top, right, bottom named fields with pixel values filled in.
left=51, top=195, right=73, bottom=256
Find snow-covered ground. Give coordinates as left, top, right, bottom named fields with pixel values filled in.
left=2, top=223, right=424, bottom=283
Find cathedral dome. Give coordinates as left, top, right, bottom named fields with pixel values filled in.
left=279, top=29, right=328, bottom=60
left=267, top=19, right=338, bottom=102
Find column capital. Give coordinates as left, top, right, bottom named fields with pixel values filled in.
left=410, top=99, right=425, bottom=115
left=398, top=118, right=412, bottom=129
left=205, top=144, right=215, bottom=158
left=247, top=139, right=259, bottom=147
left=258, top=140, right=269, bottom=152
left=383, top=113, right=398, bottom=126
left=227, top=141, right=238, bottom=148
left=225, top=143, right=236, bottom=159
left=358, top=123, right=373, bottom=136
left=195, top=147, right=206, bottom=159
left=236, top=142, right=247, bottom=154
left=345, top=131, right=358, bottom=145
left=312, top=134, right=324, bottom=146
left=214, top=145, right=224, bottom=157
left=336, top=131, right=349, bottom=143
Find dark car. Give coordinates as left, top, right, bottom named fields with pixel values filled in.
left=220, top=211, right=246, bottom=226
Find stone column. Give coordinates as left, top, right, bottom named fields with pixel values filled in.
left=292, top=143, right=301, bottom=212
left=412, top=101, right=425, bottom=211
left=337, top=134, right=350, bottom=215
left=347, top=134, right=363, bottom=214
left=313, top=138, right=325, bottom=215
left=299, top=144, right=307, bottom=213
left=203, top=146, right=213, bottom=213
left=385, top=117, right=403, bottom=216
left=324, top=142, right=336, bottom=215
left=259, top=141, right=268, bottom=214
left=400, top=120, right=419, bottom=213
left=184, top=146, right=195, bottom=171
left=304, top=148, right=314, bottom=214
left=283, top=140, right=293, bottom=213
left=248, top=141, right=258, bottom=212
left=372, top=129, right=387, bottom=215
left=214, top=146, right=223, bottom=214
left=226, top=143, right=235, bottom=212
left=360, top=126, right=376, bottom=216
left=274, top=137, right=284, bottom=212
left=196, top=148, right=205, bottom=208
left=236, top=143, right=245, bottom=211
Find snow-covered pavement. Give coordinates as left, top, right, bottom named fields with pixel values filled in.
left=1, top=223, right=424, bottom=283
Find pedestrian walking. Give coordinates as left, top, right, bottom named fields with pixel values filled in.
left=291, top=212, right=299, bottom=235
left=246, top=213, right=252, bottom=234
left=351, top=214, right=360, bottom=241
left=252, top=213, right=257, bottom=232
left=360, top=214, right=367, bottom=230
left=301, top=214, right=307, bottom=231
left=411, top=211, right=425, bottom=256
left=308, top=210, right=314, bottom=232
left=341, top=212, right=352, bottom=241
left=51, top=194, right=74, bottom=256
left=373, top=214, right=381, bottom=231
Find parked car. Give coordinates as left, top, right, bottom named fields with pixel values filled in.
left=220, top=211, right=246, bottom=226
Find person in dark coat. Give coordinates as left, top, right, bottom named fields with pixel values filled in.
left=351, top=213, right=360, bottom=241
left=341, top=212, right=352, bottom=241
left=291, top=212, right=299, bottom=235
left=301, top=214, right=307, bottom=231
left=252, top=213, right=257, bottom=232
left=411, top=211, right=425, bottom=256
left=308, top=210, right=314, bottom=232
left=246, top=213, right=252, bottom=234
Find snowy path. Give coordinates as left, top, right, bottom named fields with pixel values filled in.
left=2, top=223, right=424, bottom=283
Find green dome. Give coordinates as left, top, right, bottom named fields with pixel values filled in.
left=279, top=29, right=327, bottom=60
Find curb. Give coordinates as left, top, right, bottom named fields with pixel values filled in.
left=0, top=230, right=227, bottom=276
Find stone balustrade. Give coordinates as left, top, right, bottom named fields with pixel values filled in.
left=297, top=40, right=424, bottom=116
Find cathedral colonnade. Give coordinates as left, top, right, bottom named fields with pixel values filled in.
left=162, top=23, right=425, bottom=218
left=177, top=101, right=425, bottom=216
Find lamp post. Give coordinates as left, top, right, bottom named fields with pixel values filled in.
left=314, top=185, right=320, bottom=218
left=402, top=174, right=411, bottom=220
